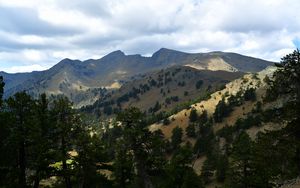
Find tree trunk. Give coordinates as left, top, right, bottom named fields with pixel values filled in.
left=62, top=137, right=72, bottom=188
left=135, top=156, right=153, bottom=188
left=18, top=140, right=26, bottom=188
left=33, top=171, right=40, bottom=188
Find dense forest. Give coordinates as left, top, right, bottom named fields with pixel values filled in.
left=0, top=50, right=300, bottom=188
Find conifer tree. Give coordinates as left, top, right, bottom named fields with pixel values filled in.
left=0, top=76, right=4, bottom=107
left=226, top=132, right=254, bottom=188
left=117, top=107, right=162, bottom=188
left=6, top=92, right=35, bottom=188
left=171, top=126, right=183, bottom=150
left=51, top=96, right=77, bottom=188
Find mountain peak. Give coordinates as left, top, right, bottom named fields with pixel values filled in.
left=59, top=58, right=73, bottom=63
left=153, top=48, right=175, bottom=56
left=106, top=50, right=125, bottom=57
left=152, top=48, right=188, bottom=58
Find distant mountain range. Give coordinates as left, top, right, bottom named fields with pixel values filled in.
left=82, top=65, right=245, bottom=117
left=0, top=48, right=274, bottom=107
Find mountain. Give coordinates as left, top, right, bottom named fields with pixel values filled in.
left=82, top=65, right=244, bottom=117
left=147, top=66, right=292, bottom=185
left=0, top=48, right=274, bottom=107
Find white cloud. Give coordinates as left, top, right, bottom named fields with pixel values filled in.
left=2, top=64, right=47, bottom=73
left=0, top=0, right=300, bottom=72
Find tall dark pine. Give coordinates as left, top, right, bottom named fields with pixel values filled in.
left=0, top=76, right=4, bottom=106
left=117, top=107, right=154, bottom=188
left=227, top=132, right=253, bottom=188
left=171, top=126, right=183, bottom=150
left=31, top=93, right=53, bottom=188
left=271, top=49, right=300, bottom=104
left=7, top=92, right=34, bottom=188
left=51, top=97, right=75, bottom=188
left=213, top=97, right=227, bottom=123
left=273, top=49, right=300, bottom=174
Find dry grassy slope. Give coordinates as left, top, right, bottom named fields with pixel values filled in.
left=149, top=66, right=280, bottom=175
left=2, top=49, right=273, bottom=108
left=92, top=66, right=243, bottom=115
left=185, top=57, right=238, bottom=72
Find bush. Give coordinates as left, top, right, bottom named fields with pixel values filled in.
left=189, top=108, right=198, bottom=122
left=163, top=118, right=170, bottom=125
left=244, top=88, right=256, bottom=101
left=196, top=80, right=204, bottom=89
left=171, top=127, right=183, bottom=150
left=186, top=124, right=196, bottom=137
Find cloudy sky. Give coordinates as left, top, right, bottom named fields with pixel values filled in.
left=0, top=0, right=300, bottom=73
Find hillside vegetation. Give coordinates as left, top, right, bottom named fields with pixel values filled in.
left=0, top=50, right=299, bottom=188
left=1, top=48, right=273, bottom=107
left=82, top=66, right=244, bottom=118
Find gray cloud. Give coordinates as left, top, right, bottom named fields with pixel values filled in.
left=0, top=0, right=299, bottom=73
left=0, top=6, right=84, bottom=36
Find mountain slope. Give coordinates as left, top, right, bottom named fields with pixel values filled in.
left=149, top=66, right=278, bottom=138
left=148, top=66, right=290, bottom=186
left=82, top=66, right=244, bottom=116
left=0, top=48, right=274, bottom=106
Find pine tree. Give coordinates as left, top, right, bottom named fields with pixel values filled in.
left=73, top=125, right=112, bottom=188
left=186, top=124, right=196, bottom=138
left=171, top=127, right=183, bottom=150
left=189, top=108, right=198, bottom=122
left=30, top=93, right=54, bottom=188
left=6, top=92, right=35, bottom=188
left=51, top=96, right=78, bottom=188
left=198, top=110, right=208, bottom=125
left=163, top=145, right=202, bottom=188
left=113, top=141, right=134, bottom=188
left=0, top=76, right=4, bottom=107
left=226, top=132, right=254, bottom=188
left=213, top=97, right=227, bottom=123
left=117, top=107, right=165, bottom=188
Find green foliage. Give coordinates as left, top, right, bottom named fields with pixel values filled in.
left=244, top=87, right=256, bottom=101
left=116, top=107, right=166, bottom=188
left=226, top=132, right=254, bottom=188
left=213, top=97, right=229, bottom=122
left=163, top=118, right=170, bottom=125
left=112, top=141, right=134, bottom=188
left=149, top=101, right=161, bottom=113
left=216, top=154, right=229, bottom=182
left=6, top=92, right=36, bottom=187
left=171, top=127, right=183, bottom=150
left=266, top=49, right=300, bottom=103
left=198, top=110, right=208, bottom=125
left=189, top=108, right=198, bottom=122
left=196, top=80, right=204, bottom=89
left=194, top=122, right=214, bottom=155
left=0, top=76, right=4, bottom=107
left=0, top=91, right=113, bottom=187
left=103, top=105, right=113, bottom=115
left=186, top=124, right=196, bottom=138
left=1, top=50, right=300, bottom=188
left=162, top=145, right=203, bottom=188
